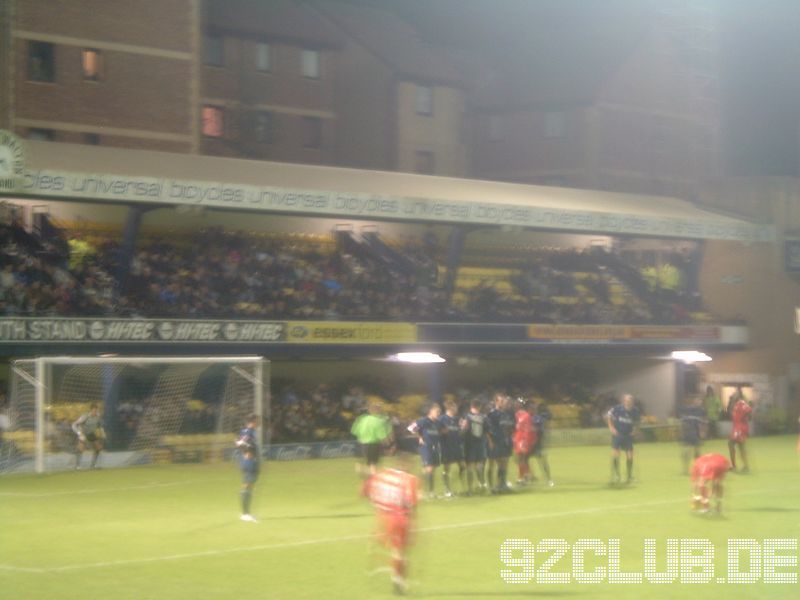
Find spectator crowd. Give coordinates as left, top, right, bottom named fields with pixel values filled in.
left=1, top=216, right=711, bottom=325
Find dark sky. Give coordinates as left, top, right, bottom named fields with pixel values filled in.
left=341, top=0, right=800, bottom=176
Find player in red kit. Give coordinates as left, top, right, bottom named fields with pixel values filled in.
left=691, top=452, right=732, bottom=514
left=363, top=456, right=419, bottom=595
left=728, top=392, right=753, bottom=473
left=513, top=398, right=536, bottom=485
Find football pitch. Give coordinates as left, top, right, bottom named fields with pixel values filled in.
left=2, top=436, right=798, bottom=599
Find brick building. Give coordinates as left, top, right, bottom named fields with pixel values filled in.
left=469, top=2, right=721, bottom=199
left=2, top=0, right=722, bottom=195
left=1, top=0, right=197, bottom=153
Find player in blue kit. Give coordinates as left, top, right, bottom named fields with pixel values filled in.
left=463, top=399, right=488, bottom=495
left=407, top=403, right=442, bottom=498
left=678, top=395, right=707, bottom=474
left=439, top=400, right=465, bottom=497
left=607, top=394, right=641, bottom=484
left=531, top=400, right=554, bottom=487
left=236, top=414, right=260, bottom=522
left=486, top=393, right=514, bottom=493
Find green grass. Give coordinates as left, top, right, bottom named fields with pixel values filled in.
left=1, top=437, right=799, bottom=599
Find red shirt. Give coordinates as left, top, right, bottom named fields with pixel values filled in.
left=692, top=453, right=731, bottom=481
left=731, top=400, right=752, bottom=428
left=514, top=409, right=535, bottom=442
left=365, top=468, right=418, bottom=516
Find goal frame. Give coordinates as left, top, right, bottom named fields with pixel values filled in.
left=11, top=355, right=268, bottom=473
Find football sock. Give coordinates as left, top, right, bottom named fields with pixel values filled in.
left=477, top=464, right=485, bottom=486
left=466, top=468, right=474, bottom=491
left=498, top=466, right=507, bottom=488
left=541, top=457, right=551, bottom=480
left=612, top=456, right=620, bottom=478
left=393, top=558, right=406, bottom=578
left=426, top=471, right=434, bottom=493
left=442, top=470, right=451, bottom=493
left=91, top=451, right=100, bottom=467
left=626, top=458, right=633, bottom=479
left=241, top=489, right=252, bottom=514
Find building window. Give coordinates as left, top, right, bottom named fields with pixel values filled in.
left=415, top=151, right=435, bottom=174
left=301, top=49, right=320, bottom=79
left=256, top=43, right=271, bottom=72
left=28, top=128, right=55, bottom=141
left=415, top=85, right=433, bottom=116
left=302, top=116, right=322, bottom=148
left=204, top=34, right=224, bottom=67
left=28, top=41, right=55, bottom=82
left=82, top=49, right=103, bottom=81
left=84, top=133, right=101, bottom=145
left=202, top=106, right=225, bottom=138
left=255, top=111, right=273, bottom=143
left=543, top=112, right=566, bottom=138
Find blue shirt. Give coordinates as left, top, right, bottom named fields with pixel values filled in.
left=438, top=414, right=462, bottom=447
left=237, top=426, right=258, bottom=452
left=487, top=408, right=514, bottom=444
left=412, top=416, right=441, bottom=447
left=679, top=405, right=706, bottom=440
left=464, top=412, right=486, bottom=441
left=533, top=406, right=551, bottom=435
left=607, top=404, right=641, bottom=437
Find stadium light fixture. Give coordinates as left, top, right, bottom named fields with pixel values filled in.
left=390, top=352, right=445, bottom=364
left=671, top=350, right=712, bottom=363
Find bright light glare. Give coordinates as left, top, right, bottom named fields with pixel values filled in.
left=671, top=350, right=712, bottom=363
left=391, top=352, right=445, bottom=364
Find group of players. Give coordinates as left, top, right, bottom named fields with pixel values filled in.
left=68, top=389, right=758, bottom=596
left=360, top=390, right=756, bottom=593
left=406, top=393, right=554, bottom=498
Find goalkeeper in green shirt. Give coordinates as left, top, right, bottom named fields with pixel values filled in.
left=351, top=402, right=393, bottom=476
left=72, top=403, right=106, bottom=469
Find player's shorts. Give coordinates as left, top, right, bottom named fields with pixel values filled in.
left=464, top=438, right=486, bottom=463
left=682, top=434, right=701, bottom=447
left=83, top=431, right=102, bottom=444
left=612, top=434, right=634, bottom=451
left=441, top=441, right=463, bottom=464
left=730, top=427, right=749, bottom=442
left=530, top=437, right=545, bottom=457
left=379, top=512, right=410, bottom=550
left=420, top=443, right=441, bottom=467
left=362, top=443, right=382, bottom=466
left=488, top=438, right=512, bottom=460
left=241, top=469, right=259, bottom=485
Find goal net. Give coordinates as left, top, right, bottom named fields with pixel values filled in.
left=1, top=356, right=269, bottom=474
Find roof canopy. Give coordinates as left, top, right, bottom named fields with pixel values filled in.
left=9, top=140, right=773, bottom=242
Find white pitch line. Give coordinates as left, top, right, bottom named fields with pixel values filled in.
left=0, top=496, right=684, bottom=574
left=2, top=484, right=797, bottom=574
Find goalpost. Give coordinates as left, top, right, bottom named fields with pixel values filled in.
left=1, top=356, right=269, bottom=474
